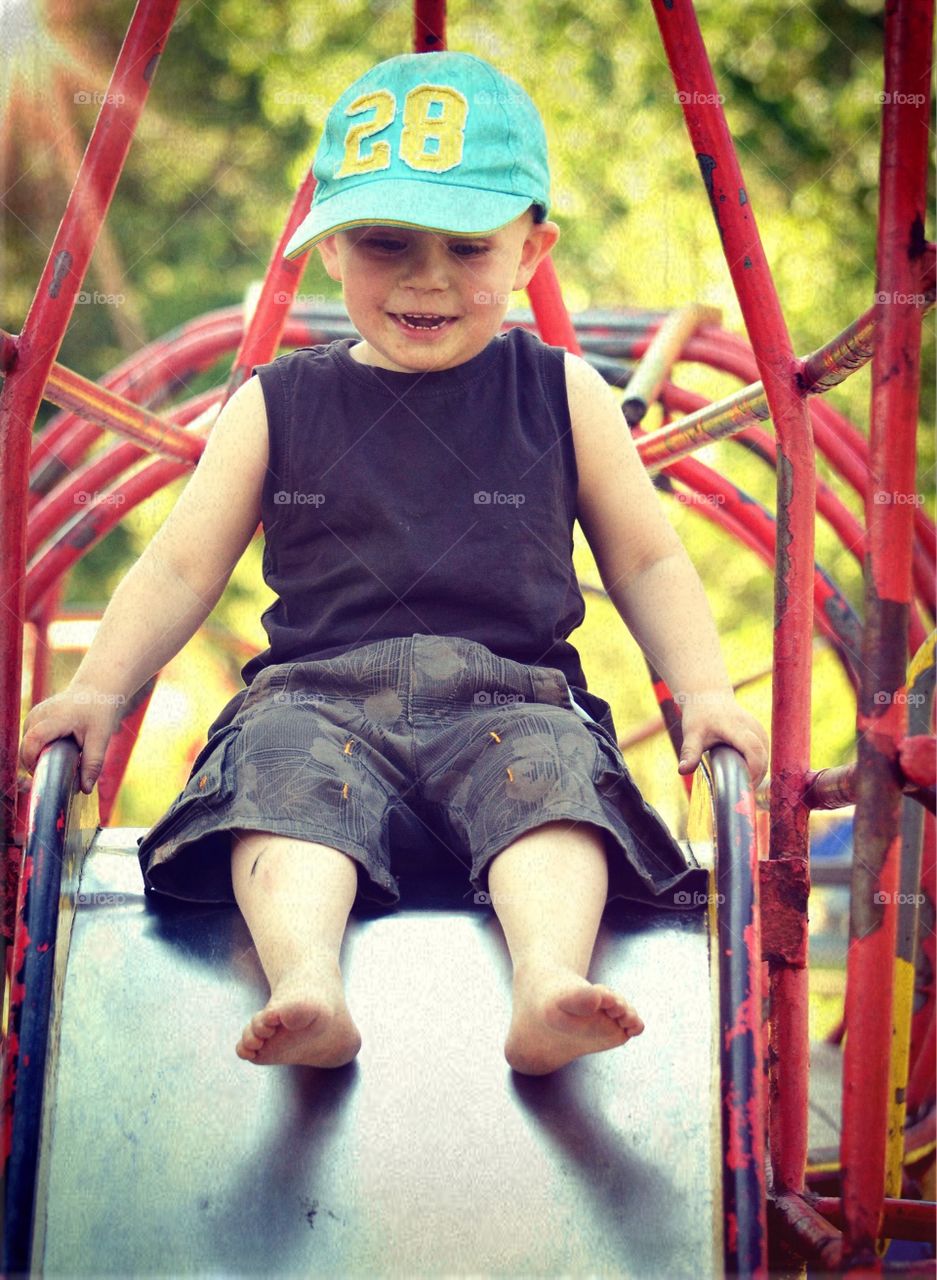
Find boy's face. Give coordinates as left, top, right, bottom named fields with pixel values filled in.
left=317, top=213, right=559, bottom=373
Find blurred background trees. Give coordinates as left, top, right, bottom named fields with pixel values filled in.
left=2, top=0, right=933, bottom=839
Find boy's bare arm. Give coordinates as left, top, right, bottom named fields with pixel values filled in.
left=565, top=353, right=769, bottom=784
left=20, top=374, right=271, bottom=791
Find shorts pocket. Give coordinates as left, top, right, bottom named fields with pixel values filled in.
left=148, top=723, right=241, bottom=841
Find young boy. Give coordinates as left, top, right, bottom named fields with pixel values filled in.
left=20, top=52, right=767, bottom=1076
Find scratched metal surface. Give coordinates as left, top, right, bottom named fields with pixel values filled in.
left=38, top=830, right=718, bottom=1279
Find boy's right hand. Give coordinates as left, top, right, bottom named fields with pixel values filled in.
left=20, top=685, right=126, bottom=795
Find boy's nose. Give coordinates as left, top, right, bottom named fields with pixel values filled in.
left=399, top=238, right=451, bottom=291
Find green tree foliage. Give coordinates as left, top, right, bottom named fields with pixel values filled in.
left=4, top=0, right=932, bottom=823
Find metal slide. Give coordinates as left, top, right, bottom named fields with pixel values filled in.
left=4, top=741, right=759, bottom=1278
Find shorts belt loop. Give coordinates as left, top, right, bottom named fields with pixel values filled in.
left=405, top=634, right=414, bottom=726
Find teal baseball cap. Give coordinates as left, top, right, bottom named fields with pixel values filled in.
left=283, top=52, right=550, bottom=259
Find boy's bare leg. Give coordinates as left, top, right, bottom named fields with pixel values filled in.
left=230, top=830, right=362, bottom=1068
left=487, top=819, right=644, bottom=1075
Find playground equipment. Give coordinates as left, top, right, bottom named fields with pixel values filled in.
left=1, top=0, right=934, bottom=1275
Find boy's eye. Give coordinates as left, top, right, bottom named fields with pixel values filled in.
left=361, top=237, right=407, bottom=253
left=449, top=242, right=488, bottom=257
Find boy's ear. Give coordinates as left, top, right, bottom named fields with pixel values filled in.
left=316, top=235, right=342, bottom=282
left=512, top=219, right=560, bottom=291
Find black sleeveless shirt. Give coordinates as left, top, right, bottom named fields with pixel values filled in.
left=241, top=327, right=590, bottom=694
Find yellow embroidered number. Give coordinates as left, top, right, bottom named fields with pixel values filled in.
left=400, top=86, right=468, bottom=173
left=335, top=90, right=395, bottom=178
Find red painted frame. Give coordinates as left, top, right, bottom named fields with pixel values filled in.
left=0, top=0, right=934, bottom=1274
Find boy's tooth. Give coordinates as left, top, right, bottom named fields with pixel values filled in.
left=400, top=313, right=447, bottom=330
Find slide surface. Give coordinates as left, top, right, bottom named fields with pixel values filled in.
left=30, top=827, right=720, bottom=1277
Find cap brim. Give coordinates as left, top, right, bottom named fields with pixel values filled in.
left=283, top=179, right=536, bottom=259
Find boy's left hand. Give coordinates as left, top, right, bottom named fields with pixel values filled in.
left=676, top=694, right=769, bottom=787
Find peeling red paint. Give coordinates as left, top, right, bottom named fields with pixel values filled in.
left=725, top=923, right=760, bottom=1048
left=733, top=792, right=753, bottom=816
left=898, top=734, right=935, bottom=786
left=724, top=1080, right=752, bottom=1171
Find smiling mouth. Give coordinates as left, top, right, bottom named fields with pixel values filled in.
left=391, top=313, right=454, bottom=331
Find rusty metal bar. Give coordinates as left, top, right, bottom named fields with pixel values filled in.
left=813, top=1196, right=937, bottom=1244
left=653, top=4, right=818, bottom=1215
left=803, top=762, right=934, bottom=814
left=642, top=323, right=937, bottom=572
left=26, top=393, right=217, bottom=557
left=841, top=0, right=934, bottom=1264
left=622, top=304, right=721, bottom=425
left=766, top=1191, right=843, bottom=1271
left=0, top=332, right=202, bottom=464
left=655, top=380, right=931, bottom=640
left=637, top=294, right=933, bottom=472
left=0, top=0, right=180, bottom=944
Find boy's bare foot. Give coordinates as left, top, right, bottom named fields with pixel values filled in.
left=504, top=963, right=644, bottom=1075
left=236, top=961, right=361, bottom=1068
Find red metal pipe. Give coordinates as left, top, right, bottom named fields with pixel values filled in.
left=813, top=1196, right=937, bottom=1244
left=841, top=0, right=934, bottom=1262
left=526, top=261, right=584, bottom=355
left=649, top=329, right=936, bottom=569
left=27, top=583, right=64, bottom=711
left=653, top=0, right=820, bottom=1205
left=223, top=166, right=318, bottom=397
left=906, top=985, right=935, bottom=1116
left=96, top=680, right=155, bottom=826
left=659, top=383, right=929, bottom=651
left=0, top=0, right=180, bottom=939
left=413, top=0, right=446, bottom=52
left=26, top=391, right=218, bottom=557
left=767, top=1191, right=843, bottom=1270
left=26, top=313, right=240, bottom=485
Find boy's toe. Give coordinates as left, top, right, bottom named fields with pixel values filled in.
left=251, top=1010, right=281, bottom=1039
